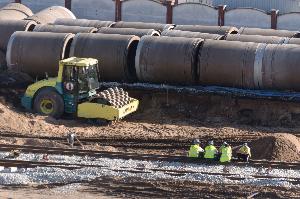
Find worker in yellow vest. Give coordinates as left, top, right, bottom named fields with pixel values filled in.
left=204, top=140, right=218, bottom=160
left=188, top=139, right=204, bottom=158
left=220, top=143, right=232, bottom=163
left=237, top=143, right=251, bottom=162
left=218, top=142, right=228, bottom=159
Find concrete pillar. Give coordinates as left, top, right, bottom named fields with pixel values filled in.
left=271, top=9, right=279, bottom=29
left=218, top=5, right=226, bottom=26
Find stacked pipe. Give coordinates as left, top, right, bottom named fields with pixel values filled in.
left=54, top=18, right=115, bottom=28
left=26, top=6, right=76, bottom=24
left=161, top=29, right=224, bottom=40
left=98, top=27, right=160, bottom=37
left=174, top=25, right=238, bottom=35
left=0, top=3, right=33, bottom=20
left=6, top=31, right=74, bottom=77
left=70, top=33, right=140, bottom=82
left=238, top=27, right=300, bottom=38
left=135, top=36, right=203, bottom=84
left=97, top=87, right=133, bottom=108
left=112, top=21, right=174, bottom=32
left=33, top=24, right=97, bottom=34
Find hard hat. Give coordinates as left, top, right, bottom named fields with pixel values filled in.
left=223, top=142, right=228, bottom=145
left=193, top=139, right=200, bottom=144
left=243, top=143, right=248, bottom=146
left=208, top=140, right=214, bottom=145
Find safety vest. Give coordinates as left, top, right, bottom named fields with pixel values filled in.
left=188, top=144, right=203, bottom=158
left=238, top=146, right=251, bottom=157
left=204, top=145, right=217, bottom=159
left=219, top=145, right=225, bottom=153
left=220, top=146, right=232, bottom=163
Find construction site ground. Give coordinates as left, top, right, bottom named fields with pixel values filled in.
left=0, top=76, right=300, bottom=198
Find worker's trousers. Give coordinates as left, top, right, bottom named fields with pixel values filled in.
left=237, top=153, right=249, bottom=162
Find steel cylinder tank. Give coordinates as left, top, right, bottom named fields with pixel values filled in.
left=112, top=21, right=174, bottom=32
left=54, top=18, right=115, bottom=29
left=225, top=34, right=288, bottom=44
left=6, top=31, right=74, bottom=77
left=70, top=33, right=140, bottom=82
left=0, top=20, right=37, bottom=52
left=174, top=25, right=238, bottom=35
left=26, top=6, right=76, bottom=24
left=161, top=29, right=224, bottom=40
left=238, top=27, right=300, bottom=38
left=0, top=3, right=33, bottom=20
left=135, top=36, right=203, bottom=84
left=33, top=24, right=97, bottom=34
left=261, top=44, right=300, bottom=91
left=198, top=40, right=262, bottom=89
left=97, top=27, right=160, bottom=37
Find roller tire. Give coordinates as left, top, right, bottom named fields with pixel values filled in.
left=33, top=88, right=64, bottom=119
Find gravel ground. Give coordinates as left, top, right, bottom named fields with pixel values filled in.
left=0, top=152, right=298, bottom=188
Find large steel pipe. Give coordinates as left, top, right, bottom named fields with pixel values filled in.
left=97, top=27, right=160, bottom=37
left=112, top=21, right=174, bottom=32
left=0, top=20, right=37, bottom=52
left=135, top=36, right=203, bottom=84
left=6, top=32, right=74, bottom=77
left=54, top=18, right=114, bottom=29
left=226, top=34, right=287, bottom=44
left=174, top=25, right=238, bottom=35
left=161, top=29, right=224, bottom=40
left=26, top=6, right=76, bottom=24
left=0, top=3, right=33, bottom=20
left=33, top=24, right=97, bottom=34
left=261, top=44, right=300, bottom=91
left=70, top=33, right=140, bottom=82
left=285, top=38, right=300, bottom=45
left=198, top=40, right=261, bottom=89
left=238, top=27, right=300, bottom=38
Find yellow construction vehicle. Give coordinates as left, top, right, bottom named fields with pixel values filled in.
left=21, top=57, right=139, bottom=122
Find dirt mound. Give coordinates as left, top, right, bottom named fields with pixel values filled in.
left=250, top=133, right=300, bottom=162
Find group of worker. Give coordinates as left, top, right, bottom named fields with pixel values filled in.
left=188, top=139, right=251, bottom=163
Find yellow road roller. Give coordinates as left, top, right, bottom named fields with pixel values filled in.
left=21, top=57, right=139, bottom=122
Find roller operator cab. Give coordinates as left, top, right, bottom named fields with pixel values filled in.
left=21, top=57, right=139, bottom=121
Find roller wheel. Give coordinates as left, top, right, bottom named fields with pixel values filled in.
left=33, top=88, right=64, bottom=119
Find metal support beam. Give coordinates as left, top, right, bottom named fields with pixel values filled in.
left=271, top=9, right=279, bottom=29
left=218, top=5, right=226, bottom=26
left=65, top=0, right=72, bottom=10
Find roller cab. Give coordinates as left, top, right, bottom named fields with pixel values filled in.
left=21, top=57, right=139, bottom=122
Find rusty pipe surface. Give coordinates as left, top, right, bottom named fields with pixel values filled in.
left=261, top=44, right=300, bottom=91
left=161, top=29, right=224, bottom=40
left=0, top=20, right=37, bottom=52
left=112, top=21, right=174, bottom=32
left=238, top=27, right=300, bottom=38
left=198, top=40, right=261, bottom=89
left=6, top=31, right=74, bottom=77
left=97, top=27, right=160, bottom=37
left=0, top=3, right=33, bottom=20
left=70, top=33, right=140, bottom=82
left=174, top=25, right=238, bottom=35
left=26, top=6, right=76, bottom=24
left=54, top=18, right=115, bottom=29
left=135, top=36, right=203, bottom=84
left=33, top=24, right=97, bottom=34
